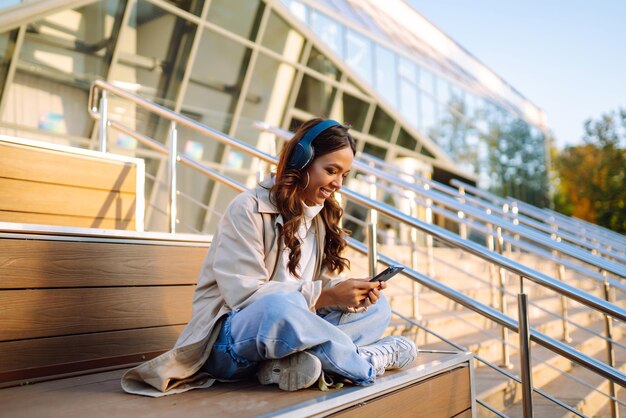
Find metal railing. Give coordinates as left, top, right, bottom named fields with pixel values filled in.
left=451, top=179, right=626, bottom=256
left=89, top=80, right=626, bottom=417
left=357, top=152, right=626, bottom=265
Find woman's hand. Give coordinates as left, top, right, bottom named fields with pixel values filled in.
left=316, top=278, right=387, bottom=310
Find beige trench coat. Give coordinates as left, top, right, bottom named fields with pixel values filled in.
left=122, top=181, right=344, bottom=397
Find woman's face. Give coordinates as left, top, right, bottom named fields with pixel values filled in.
left=302, top=146, right=354, bottom=205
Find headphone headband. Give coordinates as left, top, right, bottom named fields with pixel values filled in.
left=287, top=119, right=341, bottom=170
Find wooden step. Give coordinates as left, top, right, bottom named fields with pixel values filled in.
left=0, top=228, right=209, bottom=386
left=0, top=137, right=144, bottom=230
left=0, top=351, right=475, bottom=418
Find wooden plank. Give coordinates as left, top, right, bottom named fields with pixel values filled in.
left=0, top=239, right=206, bottom=288
left=0, top=354, right=470, bottom=418
left=0, top=177, right=136, bottom=220
left=0, top=325, right=184, bottom=373
left=0, top=210, right=135, bottom=230
left=0, top=287, right=194, bottom=341
left=0, top=142, right=137, bottom=193
left=331, top=366, right=471, bottom=418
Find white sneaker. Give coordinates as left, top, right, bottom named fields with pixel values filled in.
left=257, top=351, right=322, bottom=391
left=358, top=336, right=417, bottom=376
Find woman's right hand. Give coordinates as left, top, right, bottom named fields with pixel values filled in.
left=315, top=279, right=382, bottom=310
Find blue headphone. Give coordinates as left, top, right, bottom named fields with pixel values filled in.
left=287, top=119, right=341, bottom=170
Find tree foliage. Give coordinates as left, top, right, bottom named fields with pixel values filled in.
left=553, top=109, right=626, bottom=234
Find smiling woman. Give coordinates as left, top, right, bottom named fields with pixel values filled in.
left=121, top=118, right=417, bottom=398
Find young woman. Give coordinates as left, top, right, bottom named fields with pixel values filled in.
left=122, top=118, right=417, bottom=397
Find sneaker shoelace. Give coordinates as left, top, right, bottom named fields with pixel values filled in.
left=361, top=344, right=399, bottom=375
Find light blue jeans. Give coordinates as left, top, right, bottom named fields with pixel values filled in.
left=202, top=291, right=391, bottom=385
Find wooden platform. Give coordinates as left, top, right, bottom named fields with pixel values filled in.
left=0, top=224, right=209, bottom=386
left=0, top=351, right=474, bottom=418
left=0, top=136, right=144, bottom=230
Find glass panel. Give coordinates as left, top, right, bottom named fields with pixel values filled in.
left=419, top=67, right=435, bottom=97
left=261, top=10, right=305, bottom=63
left=339, top=93, right=369, bottom=132
left=282, top=0, right=307, bottom=22
left=399, top=79, right=418, bottom=127
left=396, top=128, right=417, bottom=151
left=374, top=44, right=396, bottom=106
left=182, top=28, right=253, bottom=134
left=295, top=73, right=336, bottom=117
left=207, top=0, right=263, bottom=40
left=0, top=29, right=17, bottom=98
left=164, top=0, right=204, bottom=15
left=345, top=28, right=372, bottom=84
left=437, top=76, right=450, bottom=105
left=362, top=142, right=387, bottom=159
left=369, top=106, right=394, bottom=141
left=310, top=10, right=343, bottom=57
left=236, top=53, right=296, bottom=144
left=1, top=0, right=126, bottom=139
left=307, top=47, right=341, bottom=81
left=111, top=0, right=196, bottom=109
left=398, top=56, right=416, bottom=84
left=421, top=95, right=437, bottom=138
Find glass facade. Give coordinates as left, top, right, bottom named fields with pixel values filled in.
left=0, top=0, right=550, bottom=232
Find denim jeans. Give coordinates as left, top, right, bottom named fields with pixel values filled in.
left=202, top=290, right=391, bottom=385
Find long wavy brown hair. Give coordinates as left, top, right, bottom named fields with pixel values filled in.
left=270, top=118, right=356, bottom=278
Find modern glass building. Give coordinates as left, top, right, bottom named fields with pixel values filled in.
left=0, top=0, right=550, bottom=233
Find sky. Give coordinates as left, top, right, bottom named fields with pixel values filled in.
left=408, top=1, right=626, bottom=149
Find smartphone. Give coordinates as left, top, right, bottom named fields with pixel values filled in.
left=369, top=265, right=405, bottom=282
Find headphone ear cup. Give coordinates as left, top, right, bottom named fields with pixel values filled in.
left=289, top=142, right=314, bottom=170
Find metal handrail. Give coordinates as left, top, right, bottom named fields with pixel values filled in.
left=358, top=153, right=626, bottom=264
left=351, top=163, right=626, bottom=279
left=255, top=122, right=626, bottom=279
left=369, top=176, right=626, bottom=294
left=518, top=200, right=626, bottom=253
left=87, top=80, right=626, bottom=402
left=451, top=179, right=626, bottom=253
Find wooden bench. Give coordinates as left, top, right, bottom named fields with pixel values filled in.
left=0, top=136, right=144, bottom=230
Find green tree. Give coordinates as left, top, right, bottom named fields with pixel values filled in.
left=553, top=109, right=626, bottom=234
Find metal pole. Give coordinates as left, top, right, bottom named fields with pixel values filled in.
left=496, top=226, right=512, bottom=369
left=98, top=90, right=108, bottom=153
left=553, top=250, right=571, bottom=343
left=518, top=289, right=534, bottom=418
left=425, top=198, right=435, bottom=278
left=603, top=269, right=618, bottom=418
left=367, top=175, right=377, bottom=277
left=168, top=121, right=178, bottom=233
left=410, top=197, right=421, bottom=320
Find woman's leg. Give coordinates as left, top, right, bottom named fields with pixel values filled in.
left=204, top=291, right=376, bottom=384
left=319, top=293, right=391, bottom=346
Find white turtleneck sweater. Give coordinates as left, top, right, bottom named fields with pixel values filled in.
left=274, top=202, right=324, bottom=283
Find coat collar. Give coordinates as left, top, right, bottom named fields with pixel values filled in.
left=255, top=177, right=279, bottom=214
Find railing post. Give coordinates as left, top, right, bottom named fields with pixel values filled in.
left=99, top=90, right=108, bottom=153
left=487, top=223, right=498, bottom=308
left=425, top=198, right=435, bottom=278
left=552, top=250, right=571, bottom=343
left=602, top=269, right=618, bottom=418
left=367, top=174, right=377, bottom=277
left=496, top=226, right=512, bottom=369
left=410, top=196, right=421, bottom=320
left=168, top=121, right=178, bottom=234
left=518, top=279, right=534, bottom=418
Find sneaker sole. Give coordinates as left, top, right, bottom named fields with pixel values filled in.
left=258, top=351, right=322, bottom=391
